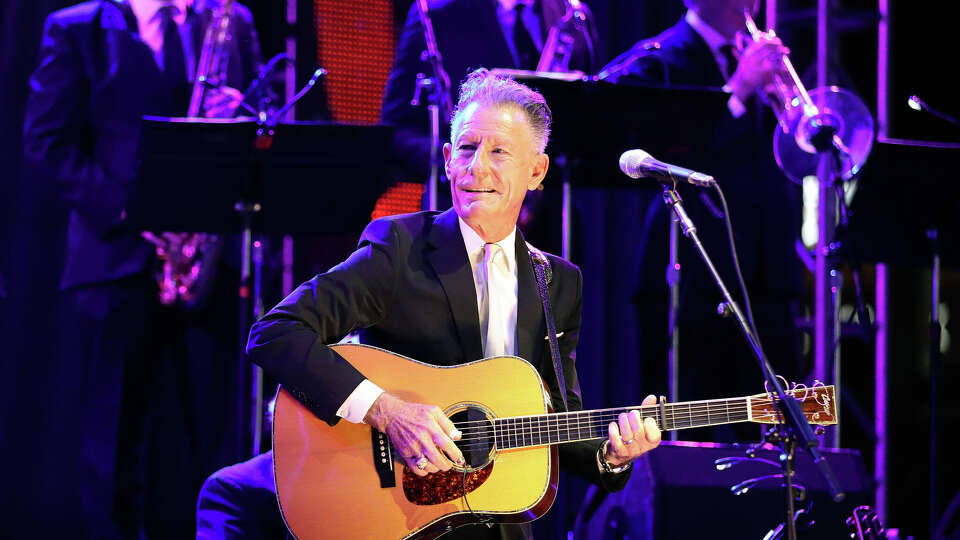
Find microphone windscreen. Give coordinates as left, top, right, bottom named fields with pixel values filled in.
left=619, top=149, right=653, bottom=178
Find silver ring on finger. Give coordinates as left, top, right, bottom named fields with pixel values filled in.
left=416, top=456, right=429, bottom=470
left=623, top=438, right=634, bottom=445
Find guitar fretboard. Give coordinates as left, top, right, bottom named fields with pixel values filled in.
left=492, top=398, right=751, bottom=450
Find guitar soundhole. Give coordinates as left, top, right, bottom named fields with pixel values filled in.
left=447, top=404, right=496, bottom=472
left=401, top=404, right=498, bottom=506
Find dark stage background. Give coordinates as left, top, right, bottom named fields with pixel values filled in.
left=2, top=1, right=958, bottom=539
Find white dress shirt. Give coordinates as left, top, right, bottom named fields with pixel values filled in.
left=128, top=0, right=187, bottom=53
left=335, top=218, right=520, bottom=424
left=127, top=0, right=196, bottom=78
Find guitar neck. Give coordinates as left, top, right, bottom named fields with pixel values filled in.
left=493, top=397, right=753, bottom=450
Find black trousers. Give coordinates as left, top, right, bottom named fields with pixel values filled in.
left=41, top=270, right=243, bottom=539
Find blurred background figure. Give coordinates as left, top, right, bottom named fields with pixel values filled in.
left=20, top=0, right=262, bottom=537
left=598, top=0, right=805, bottom=442
left=383, top=0, right=600, bottom=184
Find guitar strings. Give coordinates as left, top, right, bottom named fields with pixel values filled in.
left=449, top=402, right=755, bottom=433
left=451, top=411, right=748, bottom=447
left=445, top=395, right=814, bottom=432
left=451, top=413, right=765, bottom=443
left=444, top=397, right=822, bottom=450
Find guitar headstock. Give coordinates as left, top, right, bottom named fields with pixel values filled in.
left=748, top=383, right=837, bottom=426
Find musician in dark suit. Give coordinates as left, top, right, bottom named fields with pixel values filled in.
left=247, top=69, right=660, bottom=540
left=196, top=450, right=292, bottom=540
left=382, top=0, right=598, bottom=183
left=598, top=0, right=805, bottom=440
left=22, top=1, right=261, bottom=537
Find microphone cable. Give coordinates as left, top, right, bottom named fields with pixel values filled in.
left=711, top=182, right=763, bottom=348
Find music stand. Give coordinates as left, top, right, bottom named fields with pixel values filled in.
left=129, top=117, right=393, bottom=456
left=848, top=138, right=960, bottom=268
left=493, top=73, right=733, bottom=187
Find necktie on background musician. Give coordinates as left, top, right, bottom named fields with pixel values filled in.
left=158, top=5, right=189, bottom=112
left=157, top=5, right=186, bottom=76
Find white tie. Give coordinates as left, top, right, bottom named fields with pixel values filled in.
left=482, top=243, right=509, bottom=357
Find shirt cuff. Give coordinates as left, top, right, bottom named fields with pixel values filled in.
left=723, top=88, right=747, bottom=118
left=336, top=379, right=385, bottom=424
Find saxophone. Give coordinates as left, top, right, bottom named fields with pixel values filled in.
left=537, top=0, right=592, bottom=73
left=151, top=0, right=235, bottom=309
left=189, top=0, right=236, bottom=117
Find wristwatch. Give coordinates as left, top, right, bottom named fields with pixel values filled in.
left=597, top=439, right=632, bottom=474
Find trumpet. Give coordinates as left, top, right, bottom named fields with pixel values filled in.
left=738, top=9, right=874, bottom=183
left=741, top=10, right=821, bottom=151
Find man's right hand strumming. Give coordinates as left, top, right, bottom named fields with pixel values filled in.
left=363, top=393, right=465, bottom=477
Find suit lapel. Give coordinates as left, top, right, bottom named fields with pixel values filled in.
left=426, top=209, right=484, bottom=363
left=515, top=230, right=545, bottom=366
left=677, top=19, right=727, bottom=88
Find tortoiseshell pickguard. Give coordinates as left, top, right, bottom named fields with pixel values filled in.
left=402, top=463, right=494, bottom=505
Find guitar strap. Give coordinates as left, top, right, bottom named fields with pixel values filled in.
left=526, top=242, right=569, bottom=412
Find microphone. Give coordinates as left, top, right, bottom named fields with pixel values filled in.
left=619, top=149, right=715, bottom=187
left=908, top=94, right=960, bottom=127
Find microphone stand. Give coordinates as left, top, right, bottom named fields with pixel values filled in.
left=667, top=213, right=680, bottom=441
left=660, top=185, right=845, bottom=540
left=412, top=0, right=453, bottom=211
left=242, top=67, right=326, bottom=457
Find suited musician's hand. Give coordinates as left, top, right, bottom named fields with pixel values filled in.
left=603, top=394, right=662, bottom=468
left=202, top=86, right=245, bottom=118
left=726, top=31, right=790, bottom=103
left=363, top=393, right=466, bottom=477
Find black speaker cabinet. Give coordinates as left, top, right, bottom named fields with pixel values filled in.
left=574, top=441, right=871, bottom=539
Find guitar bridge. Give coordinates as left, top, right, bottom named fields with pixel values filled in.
left=371, top=429, right=396, bottom=488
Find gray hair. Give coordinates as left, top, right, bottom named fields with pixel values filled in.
left=450, top=68, right=552, bottom=153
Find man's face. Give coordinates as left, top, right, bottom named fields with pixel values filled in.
left=443, top=102, right=548, bottom=241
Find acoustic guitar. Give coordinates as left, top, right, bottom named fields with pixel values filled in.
left=273, top=343, right=837, bottom=539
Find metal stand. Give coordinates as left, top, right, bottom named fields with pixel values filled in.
left=412, top=0, right=453, bottom=211
left=411, top=76, right=443, bottom=210
left=813, top=126, right=875, bottom=450
left=660, top=184, right=845, bottom=539
left=723, top=427, right=817, bottom=539
left=244, top=67, right=327, bottom=456
left=928, top=227, right=941, bottom=537
left=234, top=200, right=263, bottom=456
left=555, top=154, right=574, bottom=260
left=814, top=153, right=841, bottom=448
left=667, top=216, right=680, bottom=440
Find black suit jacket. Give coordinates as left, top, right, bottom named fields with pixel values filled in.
left=22, top=0, right=261, bottom=289
left=599, top=17, right=725, bottom=88
left=196, top=450, right=291, bottom=540
left=381, top=0, right=598, bottom=181
left=247, top=208, right=629, bottom=497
